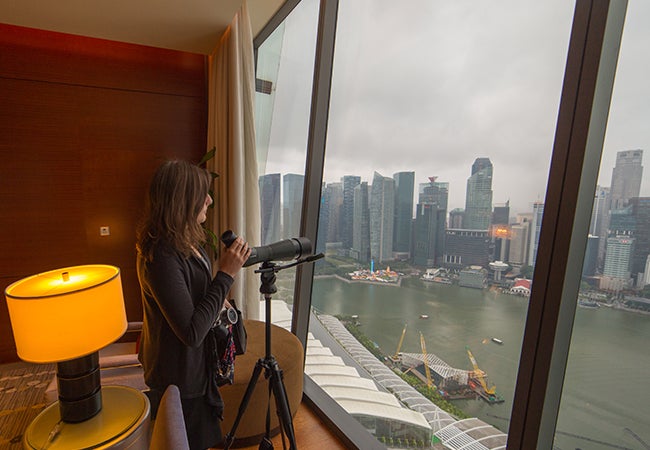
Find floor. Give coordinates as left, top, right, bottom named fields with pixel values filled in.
left=227, top=402, right=348, bottom=450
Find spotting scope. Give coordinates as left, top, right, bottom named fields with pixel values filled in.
left=220, top=230, right=312, bottom=267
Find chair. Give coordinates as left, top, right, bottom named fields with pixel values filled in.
left=149, top=384, right=190, bottom=450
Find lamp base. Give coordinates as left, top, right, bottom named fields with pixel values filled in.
left=56, top=352, right=102, bottom=422
left=23, top=386, right=150, bottom=450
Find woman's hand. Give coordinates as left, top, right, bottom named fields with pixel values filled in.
left=218, top=236, right=251, bottom=278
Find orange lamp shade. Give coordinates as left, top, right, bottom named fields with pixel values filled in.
left=5, top=265, right=127, bottom=363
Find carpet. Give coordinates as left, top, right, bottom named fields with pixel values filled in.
left=0, top=362, right=55, bottom=450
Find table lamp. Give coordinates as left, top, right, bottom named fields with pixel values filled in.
left=5, top=264, right=127, bottom=423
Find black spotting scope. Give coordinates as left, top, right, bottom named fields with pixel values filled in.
left=220, top=230, right=312, bottom=267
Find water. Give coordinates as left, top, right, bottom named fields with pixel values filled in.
left=309, top=276, right=650, bottom=450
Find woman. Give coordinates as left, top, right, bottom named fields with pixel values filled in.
left=136, top=159, right=250, bottom=449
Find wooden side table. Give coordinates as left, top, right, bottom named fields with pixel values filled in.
left=23, top=385, right=150, bottom=450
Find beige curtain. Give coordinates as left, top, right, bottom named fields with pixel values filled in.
left=207, top=0, right=261, bottom=320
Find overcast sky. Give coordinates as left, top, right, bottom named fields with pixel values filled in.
left=260, top=1, right=650, bottom=216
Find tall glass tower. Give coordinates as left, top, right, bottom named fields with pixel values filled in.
left=413, top=177, right=448, bottom=267
left=341, top=175, right=361, bottom=251
left=610, top=149, right=643, bottom=210
left=282, top=173, right=304, bottom=239
left=370, top=172, right=395, bottom=263
left=464, top=157, right=493, bottom=230
left=528, top=202, right=545, bottom=267
left=392, top=171, right=415, bottom=255
left=352, top=182, right=370, bottom=263
left=259, top=173, right=281, bottom=245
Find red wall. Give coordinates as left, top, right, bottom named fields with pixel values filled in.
left=0, top=24, right=209, bottom=362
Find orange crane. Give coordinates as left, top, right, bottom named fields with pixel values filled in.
left=420, top=332, right=434, bottom=388
left=393, top=323, right=408, bottom=359
left=465, top=346, right=496, bottom=395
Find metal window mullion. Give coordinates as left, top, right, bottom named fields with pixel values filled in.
left=507, top=1, right=627, bottom=449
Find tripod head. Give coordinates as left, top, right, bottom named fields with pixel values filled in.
left=254, top=253, right=324, bottom=296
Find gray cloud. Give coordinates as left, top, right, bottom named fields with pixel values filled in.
left=264, top=0, right=649, bottom=215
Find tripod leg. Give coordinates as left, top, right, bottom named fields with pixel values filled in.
left=268, top=359, right=297, bottom=450
left=223, top=359, right=266, bottom=450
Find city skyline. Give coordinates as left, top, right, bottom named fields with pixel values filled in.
left=260, top=1, right=650, bottom=217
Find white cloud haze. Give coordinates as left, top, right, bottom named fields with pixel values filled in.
left=261, top=0, right=650, bottom=216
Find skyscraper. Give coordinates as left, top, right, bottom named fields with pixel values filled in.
left=392, top=171, right=415, bottom=256
left=282, top=173, right=304, bottom=239
left=464, top=158, right=493, bottom=230
left=509, top=214, right=532, bottom=269
left=341, top=175, right=361, bottom=250
left=527, top=202, right=544, bottom=267
left=602, top=235, right=634, bottom=291
left=320, top=182, right=343, bottom=244
left=610, top=149, right=643, bottom=210
left=492, top=201, right=511, bottom=262
left=413, top=177, right=448, bottom=267
left=370, top=172, right=395, bottom=263
left=258, top=173, right=281, bottom=245
left=590, top=185, right=611, bottom=269
left=352, top=182, right=370, bottom=263
left=629, top=197, right=650, bottom=282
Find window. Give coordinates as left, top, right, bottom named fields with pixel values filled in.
left=254, top=1, right=629, bottom=448
left=306, top=1, right=574, bottom=447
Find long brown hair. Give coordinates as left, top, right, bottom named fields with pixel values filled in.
left=137, top=160, right=212, bottom=261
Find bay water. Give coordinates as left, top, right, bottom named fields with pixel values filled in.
left=309, top=276, right=650, bottom=449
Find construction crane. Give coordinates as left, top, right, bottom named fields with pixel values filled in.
left=420, top=332, right=434, bottom=388
left=466, top=346, right=496, bottom=395
left=393, top=323, right=408, bottom=359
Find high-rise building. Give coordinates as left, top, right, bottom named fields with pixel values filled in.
left=509, top=215, right=531, bottom=269
left=582, top=235, right=599, bottom=277
left=527, top=202, right=544, bottom=267
left=370, top=172, right=395, bottom=263
left=629, top=197, right=650, bottom=281
left=492, top=201, right=510, bottom=226
left=464, top=157, right=493, bottom=230
left=601, top=235, right=634, bottom=291
left=443, top=229, right=492, bottom=270
left=448, top=208, right=464, bottom=229
left=259, top=173, right=281, bottom=245
left=351, top=182, right=370, bottom=263
left=321, top=182, right=343, bottom=244
left=610, top=149, right=643, bottom=210
left=392, top=171, right=415, bottom=255
left=341, top=175, right=361, bottom=250
left=492, top=201, right=511, bottom=262
left=590, top=185, right=611, bottom=270
left=413, top=177, right=448, bottom=267
left=282, top=174, right=304, bottom=239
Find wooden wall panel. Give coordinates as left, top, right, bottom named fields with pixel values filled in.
left=0, top=24, right=208, bottom=362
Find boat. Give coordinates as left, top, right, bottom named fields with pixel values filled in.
left=578, top=299, right=600, bottom=309
left=420, top=314, right=429, bottom=319
left=491, top=337, right=503, bottom=345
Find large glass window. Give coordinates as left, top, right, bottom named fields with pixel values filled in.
left=254, top=0, right=319, bottom=318
left=555, top=3, right=650, bottom=448
left=306, top=1, right=575, bottom=447
left=254, top=1, right=630, bottom=448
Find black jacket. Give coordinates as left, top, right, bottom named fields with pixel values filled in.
left=137, top=241, right=233, bottom=401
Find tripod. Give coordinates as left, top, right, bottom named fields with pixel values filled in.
left=222, top=260, right=308, bottom=450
